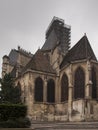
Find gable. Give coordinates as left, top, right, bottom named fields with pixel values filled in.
left=60, top=35, right=97, bottom=68
left=21, top=49, right=56, bottom=74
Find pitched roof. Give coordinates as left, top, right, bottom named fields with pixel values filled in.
left=41, top=30, right=58, bottom=51
left=60, top=35, right=97, bottom=68
left=21, top=49, right=56, bottom=74
left=8, top=48, right=33, bottom=66
left=8, top=49, right=19, bottom=66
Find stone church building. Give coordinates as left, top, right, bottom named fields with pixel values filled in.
left=2, top=17, right=98, bottom=121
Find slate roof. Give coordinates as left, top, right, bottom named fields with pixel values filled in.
left=9, top=49, right=19, bottom=66
left=8, top=48, right=33, bottom=66
left=60, top=35, right=97, bottom=68
left=21, top=49, right=56, bottom=74
left=41, top=30, right=58, bottom=51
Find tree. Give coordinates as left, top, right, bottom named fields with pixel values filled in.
left=0, top=73, right=21, bottom=104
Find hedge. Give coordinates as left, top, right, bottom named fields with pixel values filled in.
left=0, top=117, right=31, bottom=128
left=0, top=104, right=27, bottom=121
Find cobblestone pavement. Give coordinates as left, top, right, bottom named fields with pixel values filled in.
left=31, top=121, right=98, bottom=130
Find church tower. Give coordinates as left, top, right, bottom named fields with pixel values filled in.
left=42, top=16, right=71, bottom=73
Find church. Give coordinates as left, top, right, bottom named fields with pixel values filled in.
left=2, top=17, right=98, bottom=121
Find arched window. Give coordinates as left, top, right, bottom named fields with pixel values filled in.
left=92, top=67, right=97, bottom=99
left=61, top=73, right=68, bottom=102
left=74, top=67, right=85, bottom=99
left=34, top=77, right=43, bottom=102
left=47, top=79, right=55, bottom=103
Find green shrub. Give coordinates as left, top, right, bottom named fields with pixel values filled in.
left=0, top=103, right=27, bottom=121
left=16, top=117, right=31, bottom=128
left=0, top=117, right=31, bottom=128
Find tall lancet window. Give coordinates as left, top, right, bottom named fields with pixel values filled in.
left=92, top=67, right=97, bottom=99
left=34, top=77, right=43, bottom=102
left=74, top=67, right=85, bottom=99
left=61, top=73, right=68, bottom=102
left=47, top=79, right=55, bottom=103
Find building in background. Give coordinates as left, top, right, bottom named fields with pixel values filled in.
left=2, top=46, right=33, bottom=78
left=2, top=17, right=98, bottom=121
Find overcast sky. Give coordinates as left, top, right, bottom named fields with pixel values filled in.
left=0, top=0, right=98, bottom=77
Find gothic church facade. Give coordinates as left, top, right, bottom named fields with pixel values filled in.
left=2, top=17, right=98, bottom=121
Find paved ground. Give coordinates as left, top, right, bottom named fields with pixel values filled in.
left=1, top=122, right=98, bottom=130
left=31, top=121, right=98, bottom=130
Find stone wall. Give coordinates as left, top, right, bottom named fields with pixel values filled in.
left=15, top=60, right=98, bottom=122
left=31, top=103, right=68, bottom=121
